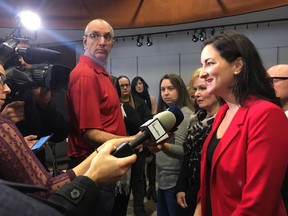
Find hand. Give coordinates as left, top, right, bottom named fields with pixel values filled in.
left=24, top=135, right=38, bottom=148
left=84, top=138, right=137, bottom=186
left=193, top=202, right=201, bottom=216
left=0, top=101, right=25, bottom=123
left=147, top=144, right=163, bottom=153
left=176, top=191, right=188, bottom=209
left=31, top=87, right=51, bottom=109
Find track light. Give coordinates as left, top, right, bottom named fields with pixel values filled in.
left=210, top=28, right=215, bottom=36
left=192, top=30, right=198, bottom=42
left=146, top=35, right=153, bottom=46
left=199, top=30, right=206, bottom=42
left=192, top=34, right=198, bottom=42
left=136, top=35, right=143, bottom=47
left=220, top=27, right=224, bottom=34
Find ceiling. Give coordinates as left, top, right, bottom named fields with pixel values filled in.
left=0, top=1, right=287, bottom=45
left=0, top=0, right=287, bottom=30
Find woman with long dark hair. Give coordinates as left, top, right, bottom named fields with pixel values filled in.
left=131, top=76, right=158, bottom=202
left=194, top=31, right=288, bottom=216
left=149, top=73, right=194, bottom=216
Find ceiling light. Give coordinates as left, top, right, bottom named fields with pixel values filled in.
left=220, top=27, right=224, bottom=34
left=199, top=30, right=206, bottom=42
left=192, top=34, right=198, bottom=42
left=210, top=28, right=215, bottom=36
left=192, top=30, right=198, bottom=42
left=146, top=35, right=153, bottom=46
left=136, top=35, right=143, bottom=47
left=17, top=11, right=41, bottom=31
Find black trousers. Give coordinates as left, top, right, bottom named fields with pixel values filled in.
left=131, top=150, right=146, bottom=212
left=146, top=153, right=156, bottom=188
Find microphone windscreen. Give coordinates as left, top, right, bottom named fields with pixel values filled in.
left=168, top=105, right=184, bottom=130
left=22, top=47, right=62, bottom=64
left=154, top=111, right=176, bottom=132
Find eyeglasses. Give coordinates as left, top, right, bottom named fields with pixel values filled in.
left=270, top=77, right=288, bottom=83
left=120, top=84, right=130, bottom=88
left=0, top=74, right=7, bottom=86
left=85, top=32, right=113, bottom=43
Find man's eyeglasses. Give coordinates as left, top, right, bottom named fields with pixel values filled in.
left=270, top=77, right=288, bottom=83
left=0, top=74, right=7, bottom=86
left=85, top=32, right=113, bottom=43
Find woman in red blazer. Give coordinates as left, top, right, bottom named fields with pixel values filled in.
left=194, top=31, right=288, bottom=216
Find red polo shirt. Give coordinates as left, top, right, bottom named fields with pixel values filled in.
left=66, top=55, right=126, bottom=159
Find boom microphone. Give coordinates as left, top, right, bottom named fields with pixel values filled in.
left=113, top=106, right=184, bottom=158
left=15, top=47, right=62, bottom=64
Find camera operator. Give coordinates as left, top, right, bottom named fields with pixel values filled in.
left=2, top=43, right=68, bottom=170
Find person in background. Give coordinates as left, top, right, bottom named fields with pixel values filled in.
left=112, top=75, right=152, bottom=216
left=175, top=68, right=221, bottom=215
left=131, top=76, right=158, bottom=202
left=148, top=73, right=194, bottom=216
left=267, top=64, right=288, bottom=116
left=131, top=76, right=157, bottom=115
left=66, top=19, right=127, bottom=215
left=193, top=31, right=288, bottom=216
left=267, top=64, right=288, bottom=214
left=2, top=50, right=68, bottom=171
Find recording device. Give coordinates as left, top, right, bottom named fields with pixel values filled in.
left=0, top=37, right=62, bottom=65
left=15, top=47, right=62, bottom=64
left=113, top=106, right=184, bottom=158
left=0, top=36, right=71, bottom=102
left=5, top=63, right=71, bottom=102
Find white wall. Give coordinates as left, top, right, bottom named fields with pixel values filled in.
left=76, top=20, right=288, bottom=101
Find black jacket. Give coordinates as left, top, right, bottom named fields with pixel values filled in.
left=0, top=176, right=100, bottom=216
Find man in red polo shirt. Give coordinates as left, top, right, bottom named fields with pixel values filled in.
left=66, top=19, right=127, bottom=215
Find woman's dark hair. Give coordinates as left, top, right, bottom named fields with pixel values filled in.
left=157, top=73, right=194, bottom=112
left=131, top=76, right=152, bottom=111
left=202, top=31, right=280, bottom=107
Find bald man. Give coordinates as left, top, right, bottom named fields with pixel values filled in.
left=267, top=64, right=288, bottom=116
left=66, top=19, right=127, bottom=215
left=267, top=64, right=288, bottom=213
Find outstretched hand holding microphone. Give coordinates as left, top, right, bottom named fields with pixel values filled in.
left=113, top=105, right=184, bottom=158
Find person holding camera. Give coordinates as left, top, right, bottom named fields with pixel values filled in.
left=1, top=51, right=68, bottom=170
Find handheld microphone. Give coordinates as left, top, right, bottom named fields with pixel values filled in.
left=113, top=106, right=184, bottom=158
left=15, top=47, right=62, bottom=64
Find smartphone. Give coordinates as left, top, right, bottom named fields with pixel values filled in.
left=31, top=134, right=53, bottom=151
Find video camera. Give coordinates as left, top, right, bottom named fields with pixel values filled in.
left=5, top=64, right=71, bottom=102
left=0, top=36, right=71, bottom=102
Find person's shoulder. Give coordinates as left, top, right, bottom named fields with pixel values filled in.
left=249, top=99, right=281, bottom=111
left=181, top=106, right=194, bottom=114
left=133, top=94, right=147, bottom=104
left=150, top=95, right=156, bottom=102
left=0, top=117, right=14, bottom=125
left=247, top=99, right=285, bottom=119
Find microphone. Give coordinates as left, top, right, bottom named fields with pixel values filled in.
left=167, top=105, right=184, bottom=132
left=113, top=106, right=184, bottom=158
left=15, top=47, right=62, bottom=64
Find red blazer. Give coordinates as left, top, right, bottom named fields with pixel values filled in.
left=199, top=98, right=288, bottom=216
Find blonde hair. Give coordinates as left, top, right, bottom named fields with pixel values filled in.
left=188, top=68, right=202, bottom=97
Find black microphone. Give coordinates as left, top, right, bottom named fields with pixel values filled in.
left=113, top=107, right=184, bottom=158
left=15, top=47, right=62, bottom=64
